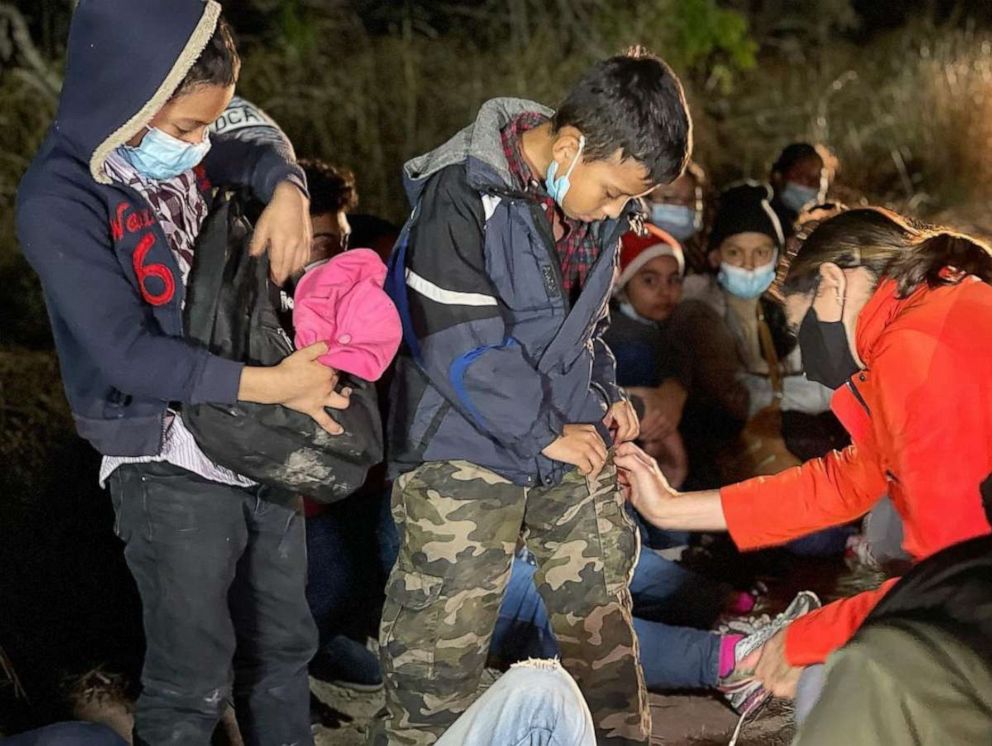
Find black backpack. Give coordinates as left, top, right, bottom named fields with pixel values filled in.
left=181, top=189, right=383, bottom=503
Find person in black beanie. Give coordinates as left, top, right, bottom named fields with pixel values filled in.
left=668, top=183, right=841, bottom=500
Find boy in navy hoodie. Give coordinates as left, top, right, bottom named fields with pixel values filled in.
left=381, top=50, right=692, bottom=744
left=16, top=2, right=349, bottom=743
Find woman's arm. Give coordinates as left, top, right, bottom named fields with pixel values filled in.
left=615, top=442, right=726, bottom=530
left=615, top=439, right=887, bottom=549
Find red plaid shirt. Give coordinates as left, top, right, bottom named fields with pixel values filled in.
left=500, top=113, right=598, bottom=301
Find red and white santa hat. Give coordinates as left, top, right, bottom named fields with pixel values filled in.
left=615, top=223, right=685, bottom=295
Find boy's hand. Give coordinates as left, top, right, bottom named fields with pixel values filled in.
left=251, top=181, right=313, bottom=285
left=240, top=342, right=350, bottom=435
left=542, top=424, right=608, bottom=480
left=604, top=399, right=639, bottom=443
left=274, top=342, right=351, bottom=434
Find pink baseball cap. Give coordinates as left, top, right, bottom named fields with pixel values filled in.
left=293, top=248, right=402, bottom=381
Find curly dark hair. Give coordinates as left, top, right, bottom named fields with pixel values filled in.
left=300, top=159, right=359, bottom=216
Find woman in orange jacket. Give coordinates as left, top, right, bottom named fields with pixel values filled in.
left=616, top=207, right=992, bottom=702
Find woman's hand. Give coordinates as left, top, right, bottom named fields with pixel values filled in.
left=739, top=627, right=803, bottom=699
left=614, top=441, right=678, bottom=520
left=239, top=342, right=350, bottom=435
left=250, top=181, right=313, bottom=284
left=614, top=441, right=729, bottom=531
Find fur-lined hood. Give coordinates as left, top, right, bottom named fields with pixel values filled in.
left=54, top=0, right=221, bottom=184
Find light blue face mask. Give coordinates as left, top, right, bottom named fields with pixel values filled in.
left=717, top=256, right=778, bottom=299
left=650, top=203, right=697, bottom=241
left=545, top=135, right=586, bottom=207
left=779, top=181, right=820, bottom=213
left=121, top=126, right=212, bottom=181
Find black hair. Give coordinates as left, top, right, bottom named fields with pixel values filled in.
left=299, top=159, right=359, bottom=216
left=173, top=16, right=240, bottom=98
left=771, top=142, right=821, bottom=177
left=552, top=47, right=692, bottom=186
left=783, top=207, right=992, bottom=298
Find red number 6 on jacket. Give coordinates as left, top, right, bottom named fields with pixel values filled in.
left=132, top=233, right=175, bottom=306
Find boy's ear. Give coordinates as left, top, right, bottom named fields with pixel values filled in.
left=707, top=248, right=721, bottom=270
left=551, top=125, right=584, bottom=164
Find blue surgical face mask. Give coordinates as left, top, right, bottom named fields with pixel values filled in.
left=650, top=203, right=697, bottom=241
left=121, top=126, right=212, bottom=181
left=717, top=256, right=778, bottom=299
left=779, top=181, right=820, bottom=213
left=545, top=135, right=586, bottom=207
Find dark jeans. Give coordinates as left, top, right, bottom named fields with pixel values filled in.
left=107, top=463, right=317, bottom=746
left=3, top=722, right=128, bottom=746
left=305, top=489, right=393, bottom=644
left=630, top=511, right=726, bottom=628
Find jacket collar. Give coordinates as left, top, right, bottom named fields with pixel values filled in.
left=855, top=278, right=929, bottom=365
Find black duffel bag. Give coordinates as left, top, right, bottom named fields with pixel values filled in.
left=181, top=189, right=383, bottom=503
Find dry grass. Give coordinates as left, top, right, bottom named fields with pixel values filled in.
left=3, top=7, right=991, bottom=265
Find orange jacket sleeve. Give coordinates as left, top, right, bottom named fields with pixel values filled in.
left=783, top=578, right=899, bottom=665
left=720, top=443, right=887, bottom=551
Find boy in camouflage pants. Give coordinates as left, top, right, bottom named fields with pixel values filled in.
left=379, top=50, right=692, bottom=745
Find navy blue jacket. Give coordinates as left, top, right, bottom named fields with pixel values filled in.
left=387, top=98, right=634, bottom=487
left=16, top=0, right=306, bottom=457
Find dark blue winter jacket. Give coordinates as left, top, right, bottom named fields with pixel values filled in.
left=16, top=0, right=306, bottom=457
left=387, top=98, right=635, bottom=487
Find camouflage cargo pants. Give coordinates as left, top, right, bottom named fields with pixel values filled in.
left=372, top=459, right=650, bottom=745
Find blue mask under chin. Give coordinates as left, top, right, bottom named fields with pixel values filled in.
left=650, top=203, right=696, bottom=241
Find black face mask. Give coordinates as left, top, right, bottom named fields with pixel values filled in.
left=798, top=305, right=860, bottom=389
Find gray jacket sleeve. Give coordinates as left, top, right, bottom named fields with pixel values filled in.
left=204, top=96, right=307, bottom=200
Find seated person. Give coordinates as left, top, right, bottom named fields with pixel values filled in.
left=299, top=159, right=399, bottom=262
left=643, top=160, right=709, bottom=273
left=604, top=225, right=688, bottom=488
left=493, top=547, right=815, bottom=709
left=769, top=143, right=836, bottom=237
left=670, top=182, right=838, bottom=490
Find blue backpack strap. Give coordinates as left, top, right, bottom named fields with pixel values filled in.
left=385, top=202, right=423, bottom=364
